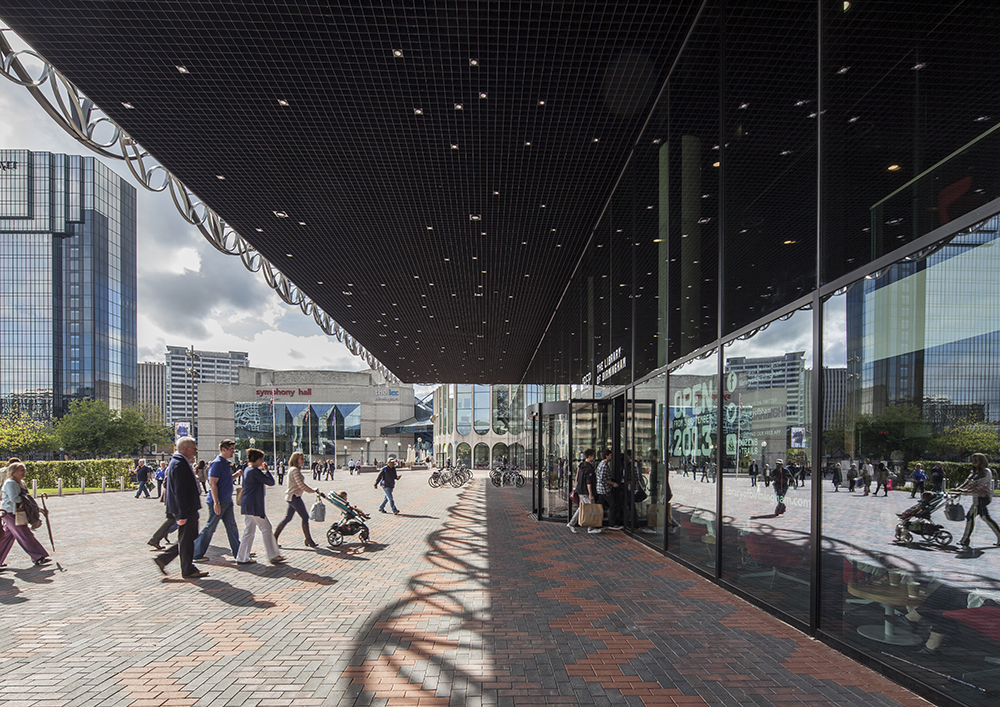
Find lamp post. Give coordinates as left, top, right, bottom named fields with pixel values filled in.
left=344, top=445, right=348, bottom=468
left=761, top=440, right=767, bottom=472
left=384, top=438, right=388, bottom=463
left=366, top=437, right=371, bottom=465
left=397, top=441, right=401, bottom=462
left=185, top=345, right=199, bottom=439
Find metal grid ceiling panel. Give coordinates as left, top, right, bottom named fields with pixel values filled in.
left=0, top=1, right=700, bottom=382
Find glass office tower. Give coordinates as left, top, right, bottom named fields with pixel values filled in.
left=0, top=149, right=137, bottom=421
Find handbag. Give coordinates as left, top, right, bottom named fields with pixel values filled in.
left=578, top=502, right=603, bottom=528
left=235, top=485, right=244, bottom=505
left=569, top=489, right=580, bottom=504
left=945, top=497, right=966, bottom=521
left=310, top=499, right=326, bottom=522
left=634, top=488, right=648, bottom=503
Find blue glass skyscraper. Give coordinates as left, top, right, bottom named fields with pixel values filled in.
left=0, top=149, right=137, bottom=421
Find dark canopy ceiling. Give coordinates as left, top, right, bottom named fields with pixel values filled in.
left=0, top=1, right=699, bottom=383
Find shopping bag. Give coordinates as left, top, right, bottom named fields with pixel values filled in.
left=235, top=486, right=243, bottom=505
left=310, top=499, right=326, bottom=522
left=578, top=502, right=604, bottom=528
left=647, top=503, right=664, bottom=527
left=945, top=498, right=965, bottom=521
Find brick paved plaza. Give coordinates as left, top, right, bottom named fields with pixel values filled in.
left=0, top=470, right=932, bottom=707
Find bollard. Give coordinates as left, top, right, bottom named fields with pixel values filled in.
left=102, top=476, right=106, bottom=493
left=80, top=477, right=85, bottom=495
left=120, top=476, right=125, bottom=491
left=32, top=479, right=38, bottom=497
left=57, top=478, right=63, bottom=496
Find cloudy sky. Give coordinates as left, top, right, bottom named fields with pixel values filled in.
left=0, top=39, right=434, bottom=397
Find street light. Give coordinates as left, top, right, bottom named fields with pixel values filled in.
left=761, top=440, right=767, bottom=471
left=366, top=437, right=371, bottom=465
left=384, top=438, right=388, bottom=462
left=397, top=441, right=401, bottom=462
left=185, top=345, right=199, bottom=439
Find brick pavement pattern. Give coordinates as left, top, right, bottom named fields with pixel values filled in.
left=0, top=471, right=933, bottom=707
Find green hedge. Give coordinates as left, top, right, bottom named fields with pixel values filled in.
left=20, top=459, right=134, bottom=489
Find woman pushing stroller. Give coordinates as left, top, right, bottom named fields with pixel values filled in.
left=954, top=452, right=1000, bottom=550
left=274, top=451, right=319, bottom=548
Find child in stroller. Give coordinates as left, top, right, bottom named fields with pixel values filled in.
left=894, top=491, right=953, bottom=547
left=317, top=490, right=371, bottom=546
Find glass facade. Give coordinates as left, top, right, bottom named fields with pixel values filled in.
left=234, top=401, right=361, bottom=459
left=0, top=150, right=136, bottom=421
left=437, top=5, right=1000, bottom=705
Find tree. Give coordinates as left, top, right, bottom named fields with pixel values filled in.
left=54, top=399, right=115, bottom=457
left=933, top=415, right=1000, bottom=461
left=856, top=403, right=929, bottom=462
left=0, top=410, right=59, bottom=457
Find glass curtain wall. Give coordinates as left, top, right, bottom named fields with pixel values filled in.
left=820, top=219, right=1000, bottom=705
left=667, top=351, right=719, bottom=569
left=720, top=308, right=813, bottom=624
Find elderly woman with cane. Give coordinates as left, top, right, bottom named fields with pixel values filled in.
left=0, top=460, right=51, bottom=567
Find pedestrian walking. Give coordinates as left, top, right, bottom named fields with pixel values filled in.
left=874, top=461, right=890, bottom=496
left=567, top=449, right=600, bottom=534
left=831, top=464, right=842, bottom=492
left=911, top=463, right=927, bottom=498
left=276, top=459, right=285, bottom=486
left=155, top=460, right=167, bottom=498
left=956, top=453, right=1000, bottom=550
left=0, top=460, right=51, bottom=567
left=273, top=451, right=318, bottom=548
left=192, top=439, right=242, bottom=561
left=195, top=460, right=208, bottom=494
left=134, top=459, right=152, bottom=498
left=772, top=459, right=793, bottom=515
left=235, top=448, right=284, bottom=565
left=375, top=458, right=401, bottom=514
left=847, top=463, right=857, bottom=492
left=349, top=458, right=356, bottom=475
left=748, top=460, right=759, bottom=487
left=153, top=437, right=208, bottom=579
left=861, top=459, right=873, bottom=496
left=148, top=461, right=177, bottom=550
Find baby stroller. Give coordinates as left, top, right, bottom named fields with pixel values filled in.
left=317, top=491, right=371, bottom=547
left=894, top=492, right=953, bottom=547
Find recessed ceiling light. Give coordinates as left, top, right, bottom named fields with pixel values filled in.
left=121, top=102, right=134, bottom=109
left=780, top=150, right=793, bottom=156
left=451, top=144, right=459, bottom=150
left=273, top=211, right=288, bottom=218
left=538, top=100, right=545, bottom=105
left=298, top=221, right=306, bottom=225
left=837, top=66, right=850, bottom=74
left=413, top=275, right=419, bottom=278
left=592, top=138, right=599, bottom=143
left=427, top=226, right=433, bottom=230
left=285, top=253, right=293, bottom=257
left=176, top=65, right=189, bottom=73
left=493, top=191, right=499, bottom=195
left=739, top=102, right=749, bottom=109
left=469, top=214, right=481, bottom=220
left=414, top=108, right=423, bottom=115
left=784, top=240, right=798, bottom=245
left=479, top=92, right=487, bottom=99
left=540, top=204, right=545, bottom=208
left=255, top=228, right=263, bottom=232
left=454, top=103, right=463, bottom=110
left=277, top=99, right=289, bottom=106
left=556, top=244, right=562, bottom=248
left=848, top=115, right=860, bottom=123
left=887, top=164, right=901, bottom=171
left=470, top=58, right=479, bottom=66
left=216, top=174, right=225, bottom=180
left=652, top=138, right=661, bottom=144
left=444, top=258, right=450, bottom=261
left=975, top=115, right=991, bottom=122
left=911, top=62, right=927, bottom=71
left=393, top=49, right=403, bottom=57
left=525, top=141, right=531, bottom=146
left=551, top=228, right=556, bottom=232
left=317, top=281, right=323, bottom=285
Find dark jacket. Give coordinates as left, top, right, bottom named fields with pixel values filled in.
left=575, top=461, right=596, bottom=496
left=241, top=465, right=275, bottom=517
left=376, top=465, right=399, bottom=489
left=136, top=464, right=151, bottom=483
left=164, top=453, right=202, bottom=519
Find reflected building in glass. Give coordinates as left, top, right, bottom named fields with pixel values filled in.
left=0, top=149, right=136, bottom=422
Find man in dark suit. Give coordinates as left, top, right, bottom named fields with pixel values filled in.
left=154, top=437, right=208, bottom=579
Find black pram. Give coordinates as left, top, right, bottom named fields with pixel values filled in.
left=317, top=491, right=371, bottom=547
left=894, top=492, right=953, bottom=547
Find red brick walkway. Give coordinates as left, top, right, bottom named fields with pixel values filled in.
left=0, top=472, right=932, bottom=706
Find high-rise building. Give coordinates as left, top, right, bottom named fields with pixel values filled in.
left=0, top=149, right=137, bottom=422
left=137, top=361, right=167, bottom=422
left=165, top=346, right=248, bottom=429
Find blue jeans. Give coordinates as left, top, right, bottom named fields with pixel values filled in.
left=135, top=481, right=150, bottom=498
left=379, top=486, right=398, bottom=513
left=192, top=500, right=240, bottom=558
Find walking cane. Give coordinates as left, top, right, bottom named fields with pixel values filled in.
left=40, top=493, right=55, bottom=551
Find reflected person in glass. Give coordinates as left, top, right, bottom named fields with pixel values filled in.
left=955, top=453, right=1000, bottom=550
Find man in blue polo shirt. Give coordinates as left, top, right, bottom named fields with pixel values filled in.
left=192, top=439, right=241, bottom=561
